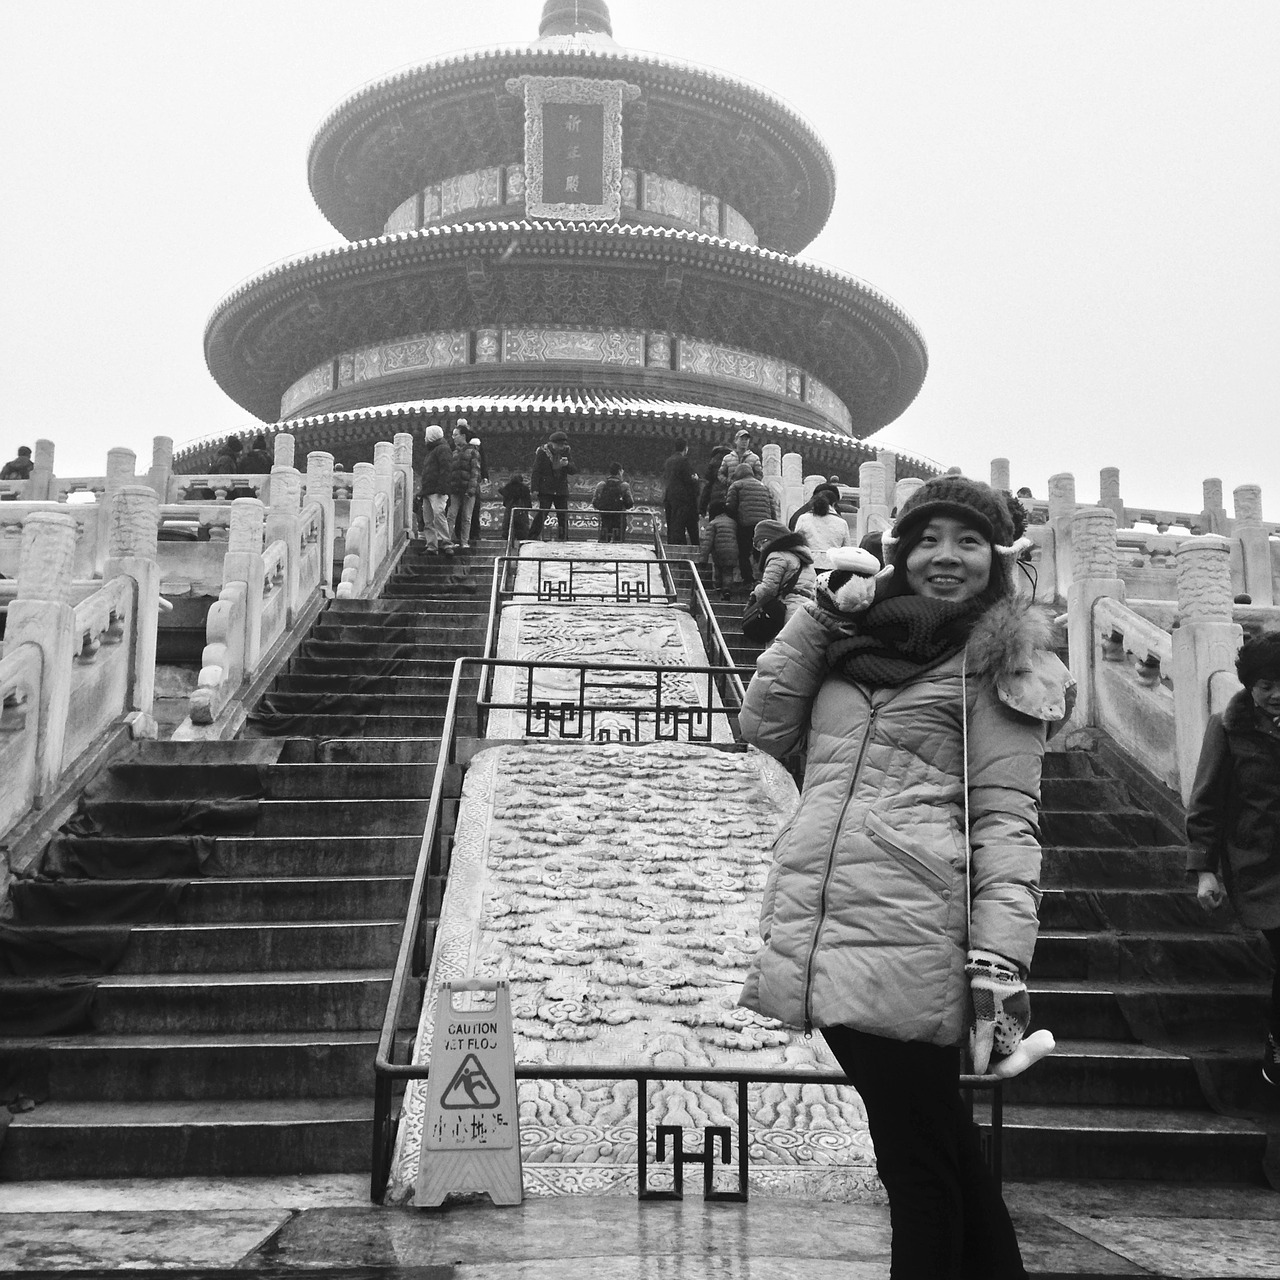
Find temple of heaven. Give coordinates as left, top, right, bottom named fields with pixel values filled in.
left=190, top=0, right=931, bottom=489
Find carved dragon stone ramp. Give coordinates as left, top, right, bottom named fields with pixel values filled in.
left=388, top=543, right=876, bottom=1201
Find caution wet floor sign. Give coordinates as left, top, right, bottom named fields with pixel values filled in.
left=416, top=979, right=522, bottom=1206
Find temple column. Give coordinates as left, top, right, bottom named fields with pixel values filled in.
left=306, top=452, right=337, bottom=595
left=267, top=465, right=303, bottom=620
left=5, top=511, right=78, bottom=801
left=1233, top=485, right=1272, bottom=606
left=104, top=485, right=161, bottom=721
left=1172, top=536, right=1241, bottom=803
left=1066, top=506, right=1124, bottom=730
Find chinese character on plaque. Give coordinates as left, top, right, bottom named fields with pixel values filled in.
left=507, top=76, right=640, bottom=221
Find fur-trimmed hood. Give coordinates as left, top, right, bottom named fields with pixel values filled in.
left=966, top=597, right=1074, bottom=726
left=1222, top=686, right=1280, bottom=737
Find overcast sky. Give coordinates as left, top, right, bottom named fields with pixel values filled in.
left=3, top=1, right=1277, bottom=518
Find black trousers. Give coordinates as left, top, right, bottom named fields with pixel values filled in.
left=1263, top=927, right=1280, bottom=1036
left=822, top=1026, right=1026, bottom=1280
left=528, top=493, right=568, bottom=540
left=735, top=521, right=758, bottom=585
left=664, top=500, right=699, bottom=547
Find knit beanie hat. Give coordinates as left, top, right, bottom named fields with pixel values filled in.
left=752, top=519, right=791, bottom=548
left=733, top=463, right=756, bottom=481
left=424, top=424, right=444, bottom=443
left=884, top=475, right=1019, bottom=557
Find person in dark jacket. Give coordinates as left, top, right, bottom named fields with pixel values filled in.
left=241, top=433, right=273, bottom=474
left=749, top=520, right=818, bottom=625
left=699, top=499, right=740, bottom=599
left=662, top=439, right=701, bottom=546
left=529, top=431, right=576, bottom=541
left=213, top=436, right=243, bottom=474
left=447, top=425, right=482, bottom=550
left=724, top=463, right=777, bottom=587
left=699, top=445, right=732, bottom=516
left=418, top=424, right=454, bottom=553
left=1187, top=631, right=1280, bottom=1086
left=465, top=424, right=488, bottom=545
left=0, top=446, right=33, bottom=481
left=591, top=463, right=634, bottom=543
left=788, top=482, right=843, bottom=531
left=499, top=473, right=533, bottom=541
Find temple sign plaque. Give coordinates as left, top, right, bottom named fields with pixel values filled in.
left=509, top=75, right=640, bottom=221
left=416, top=979, right=523, bottom=1207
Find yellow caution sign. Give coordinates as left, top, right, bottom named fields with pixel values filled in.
left=416, top=979, right=522, bottom=1207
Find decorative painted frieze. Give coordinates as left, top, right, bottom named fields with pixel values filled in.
left=700, top=193, right=722, bottom=236
left=503, top=328, right=643, bottom=365
left=678, top=338, right=788, bottom=397
left=641, top=173, right=702, bottom=227
left=385, top=193, right=418, bottom=234
left=440, top=166, right=502, bottom=219
left=804, top=374, right=854, bottom=433
left=722, top=204, right=758, bottom=247
left=475, top=329, right=501, bottom=363
left=505, top=164, right=526, bottom=202
left=620, top=168, right=638, bottom=209
left=646, top=332, right=672, bottom=368
left=280, top=362, right=335, bottom=419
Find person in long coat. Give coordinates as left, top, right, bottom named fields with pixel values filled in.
left=739, top=475, right=1070, bottom=1280
left=1186, top=631, right=1280, bottom=1086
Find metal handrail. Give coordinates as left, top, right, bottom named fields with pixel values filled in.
left=370, top=653, right=1002, bottom=1202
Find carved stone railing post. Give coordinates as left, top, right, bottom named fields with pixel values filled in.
left=990, top=458, right=1011, bottom=493
left=225, top=498, right=266, bottom=672
left=1048, top=472, right=1077, bottom=600
left=1200, top=478, right=1228, bottom=536
left=394, top=432, right=416, bottom=540
left=28, top=438, right=56, bottom=502
left=146, top=436, right=174, bottom=504
left=339, top=464, right=377, bottom=598
left=1172, top=535, right=1241, bottom=802
left=803, top=473, right=825, bottom=504
left=274, top=432, right=295, bottom=470
left=894, top=477, right=924, bottom=517
left=104, top=485, right=161, bottom=722
left=306, top=451, right=337, bottom=595
left=761, top=444, right=785, bottom=523
left=267, top=466, right=303, bottom=620
left=1099, top=467, right=1125, bottom=528
left=781, top=452, right=804, bottom=524
left=1233, top=485, right=1272, bottom=606
left=857, top=461, right=889, bottom=544
left=876, top=449, right=897, bottom=488
left=96, top=447, right=137, bottom=575
left=374, top=441, right=398, bottom=555
left=1066, top=506, right=1124, bottom=730
left=5, top=511, right=78, bottom=800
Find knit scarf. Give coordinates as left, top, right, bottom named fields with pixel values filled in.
left=827, top=594, right=989, bottom=688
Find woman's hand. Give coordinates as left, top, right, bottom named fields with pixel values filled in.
left=1196, top=871, right=1226, bottom=910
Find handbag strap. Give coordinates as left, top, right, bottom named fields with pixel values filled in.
left=764, top=553, right=803, bottom=597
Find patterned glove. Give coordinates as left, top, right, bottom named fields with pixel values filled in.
left=966, top=950, right=1030, bottom=1075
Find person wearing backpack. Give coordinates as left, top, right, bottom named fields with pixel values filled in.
left=591, top=463, right=634, bottom=542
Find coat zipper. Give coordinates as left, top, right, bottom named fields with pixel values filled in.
left=803, top=692, right=878, bottom=1035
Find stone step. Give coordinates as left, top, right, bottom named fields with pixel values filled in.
left=60, top=918, right=402, bottom=972
left=1039, top=807, right=1173, bottom=847
left=287, top=656, right=461, bottom=679
left=309, top=623, right=487, bottom=645
left=996, top=1039, right=1207, bottom=1108
left=254, top=691, right=459, bottom=716
left=1039, top=845, right=1189, bottom=889
left=0, top=1030, right=399, bottom=1102
left=326, top=601, right=491, bottom=619
left=244, top=714, right=453, bottom=740
left=86, top=969, right=403, bottom=1033
left=1041, top=751, right=1108, bottom=779
left=1029, top=981, right=1270, bottom=1041
left=260, top=762, right=438, bottom=798
left=311, top=738, right=451, bottom=765
left=211, top=835, right=423, bottom=879
left=0, top=1098, right=373, bottom=1178
left=270, top=675, right=474, bottom=699
left=1038, top=887, right=1236, bottom=932
left=292, top=640, right=480, bottom=662
left=973, top=1101, right=1267, bottom=1182
left=1038, top=776, right=1132, bottom=808
left=74, top=797, right=429, bottom=836
left=1034, top=930, right=1267, bottom=982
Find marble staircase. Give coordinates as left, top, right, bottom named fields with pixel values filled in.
left=0, top=544, right=494, bottom=1179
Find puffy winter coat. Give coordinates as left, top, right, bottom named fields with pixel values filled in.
left=725, top=477, right=776, bottom=527
left=753, top=548, right=818, bottom=613
left=592, top=477, right=634, bottom=511
left=531, top=444, right=576, bottom=496
left=700, top=513, right=739, bottom=567
left=448, top=443, right=481, bottom=496
left=739, top=598, right=1070, bottom=1044
left=718, top=449, right=763, bottom=484
left=420, top=440, right=454, bottom=496
left=1186, top=689, right=1280, bottom=929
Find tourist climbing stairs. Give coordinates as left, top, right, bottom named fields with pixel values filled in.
left=0, top=544, right=492, bottom=1178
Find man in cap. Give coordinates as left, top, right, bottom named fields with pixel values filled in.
left=418, top=424, right=454, bottom=553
